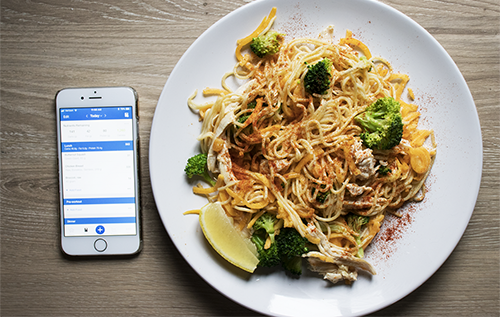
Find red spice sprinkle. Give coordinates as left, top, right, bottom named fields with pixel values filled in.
left=279, top=3, right=317, bottom=40
left=367, top=202, right=419, bottom=263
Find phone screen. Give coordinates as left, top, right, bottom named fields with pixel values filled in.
left=59, top=106, right=137, bottom=237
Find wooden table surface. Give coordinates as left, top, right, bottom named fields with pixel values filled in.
left=1, top=0, right=499, bottom=316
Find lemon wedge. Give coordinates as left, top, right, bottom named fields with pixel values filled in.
left=199, top=202, right=259, bottom=273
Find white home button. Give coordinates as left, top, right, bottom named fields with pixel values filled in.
left=94, top=238, right=107, bottom=252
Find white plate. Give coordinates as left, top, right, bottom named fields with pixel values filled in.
left=149, top=0, right=482, bottom=316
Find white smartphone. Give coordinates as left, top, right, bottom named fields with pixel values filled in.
left=56, top=87, right=142, bottom=256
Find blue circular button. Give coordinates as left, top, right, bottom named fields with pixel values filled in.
left=95, top=225, right=105, bottom=235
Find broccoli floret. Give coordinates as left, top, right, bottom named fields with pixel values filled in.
left=252, top=213, right=280, bottom=267
left=184, top=153, right=216, bottom=186
left=251, top=221, right=309, bottom=274
left=276, top=228, right=309, bottom=275
left=236, top=98, right=267, bottom=128
left=316, top=191, right=329, bottom=203
left=276, top=228, right=309, bottom=258
left=235, top=114, right=253, bottom=134
left=347, top=214, right=370, bottom=233
left=281, top=256, right=302, bottom=276
left=304, top=58, right=332, bottom=95
left=378, top=165, right=391, bottom=175
left=250, top=31, right=283, bottom=58
left=253, top=213, right=277, bottom=243
left=247, top=96, right=268, bottom=109
left=237, top=114, right=250, bottom=124
left=346, top=214, right=370, bottom=258
left=251, top=232, right=280, bottom=267
left=355, top=97, right=403, bottom=150
left=360, top=56, right=373, bottom=71
left=312, top=185, right=329, bottom=203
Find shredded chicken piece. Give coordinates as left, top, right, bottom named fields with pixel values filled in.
left=343, top=197, right=388, bottom=209
left=346, top=183, right=372, bottom=196
left=307, top=255, right=358, bottom=283
left=352, top=139, right=376, bottom=180
left=217, top=142, right=237, bottom=182
left=317, top=25, right=334, bottom=42
left=303, top=223, right=376, bottom=283
left=270, top=159, right=292, bottom=173
left=391, top=138, right=411, bottom=155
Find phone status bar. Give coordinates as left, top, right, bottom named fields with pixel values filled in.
left=61, top=107, right=132, bottom=121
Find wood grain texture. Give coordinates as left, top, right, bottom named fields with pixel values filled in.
left=1, top=0, right=499, bottom=316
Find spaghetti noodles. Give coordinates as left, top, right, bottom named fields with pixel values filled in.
left=187, top=8, right=436, bottom=283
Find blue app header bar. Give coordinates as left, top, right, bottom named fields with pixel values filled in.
left=60, top=107, right=132, bottom=121
left=61, top=141, right=132, bottom=152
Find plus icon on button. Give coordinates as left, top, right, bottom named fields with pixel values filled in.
left=96, top=225, right=105, bottom=235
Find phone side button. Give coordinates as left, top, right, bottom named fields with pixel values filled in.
left=94, top=238, right=107, bottom=252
